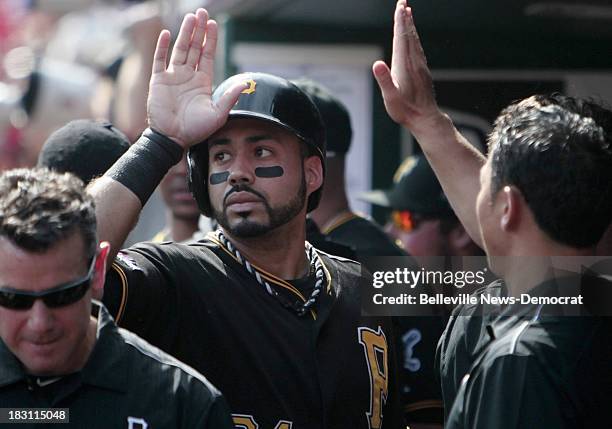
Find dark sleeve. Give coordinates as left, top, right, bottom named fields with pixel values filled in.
left=103, top=242, right=180, bottom=349
left=434, top=313, right=453, bottom=397
left=435, top=308, right=466, bottom=419
left=196, top=395, right=234, bottom=429
left=458, top=355, right=566, bottom=429
left=177, top=368, right=234, bottom=429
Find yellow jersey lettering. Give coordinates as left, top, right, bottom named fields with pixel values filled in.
left=358, top=326, right=389, bottom=429
left=232, top=414, right=258, bottom=429
left=232, top=415, right=293, bottom=429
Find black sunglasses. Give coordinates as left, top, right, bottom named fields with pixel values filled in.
left=0, top=257, right=96, bottom=310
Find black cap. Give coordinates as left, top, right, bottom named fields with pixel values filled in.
left=37, top=119, right=130, bottom=184
left=291, top=78, right=352, bottom=156
left=359, top=154, right=454, bottom=217
left=213, top=73, right=325, bottom=159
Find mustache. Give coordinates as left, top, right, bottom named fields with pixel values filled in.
left=223, top=184, right=267, bottom=207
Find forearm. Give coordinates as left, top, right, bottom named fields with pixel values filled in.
left=373, top=1, right=487, bottom=248
left=87, top=129, right=183, bottom=265
left=88, top=176, right=141, bottom=264
left=410, top=113, right=486, bottom=248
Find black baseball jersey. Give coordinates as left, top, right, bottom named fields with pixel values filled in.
left=446, top=275, right=612, bottom=428
left=323, top=213, right=406, bottom=261
left=305, top=217, right=358, bottom=260
left=435, top=280, right=507, bottom=418
left=104, top=234, right=404, bottom=429
left=323, top=214, right=445, bottom=424
left=0, top=303, right=233, bottom=429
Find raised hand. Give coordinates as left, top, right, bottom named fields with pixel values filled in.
left=373, top=0, right=442, bottom=136
left=147, top=9, right=246, bottom=148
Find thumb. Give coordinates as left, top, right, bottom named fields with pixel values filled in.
left=215, top=82, right=249, bottom=121
left=372, top=61, right=396, bottom=96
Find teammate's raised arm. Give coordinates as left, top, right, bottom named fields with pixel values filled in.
left=88, top=8, right=246, bottom=263
left=373, top=0, right=486, bottom=248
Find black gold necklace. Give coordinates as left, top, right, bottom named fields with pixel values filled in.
left=216, top=230, right=325, bottom=316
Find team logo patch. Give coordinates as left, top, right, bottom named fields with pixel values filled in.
left=127, top=417, right=148, bottom=429
left=242, top=79, right=257, bottom=94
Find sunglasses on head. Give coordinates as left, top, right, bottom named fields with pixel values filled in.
left=391, top=210, right=429, bottom=233
left=0, top=256, right=96, bottom=310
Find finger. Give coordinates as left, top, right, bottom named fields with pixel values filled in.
left=197, top=19, right=218, bottom=74
left=405, top=7, right=428, bottom=68
left=214, top=81, right=249, bottom=123
left=372, top=61, right=397, bottom=97
left=152, top=29, right=171, bottom=74
left=391, top=0, right=409, bottom=73
left=186, top=8, right=209, bottom=68
left=169, top=13, right=196, bottom=66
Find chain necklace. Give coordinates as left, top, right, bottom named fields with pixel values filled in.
left=216, top=230, right=326, bottom=316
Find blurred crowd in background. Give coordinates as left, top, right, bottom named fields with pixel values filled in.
left=1, top=0, right=170, bottom=165
left=0, top=0, right=209, bottom=242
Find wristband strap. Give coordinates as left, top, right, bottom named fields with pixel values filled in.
left=105, top=128, right=183, bottom=206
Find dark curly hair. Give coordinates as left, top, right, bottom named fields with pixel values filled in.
left=487, top=95, right=612, bottom=248
left=0, top=168, right=97, bottom=258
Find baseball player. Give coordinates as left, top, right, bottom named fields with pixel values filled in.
left=92, top=9, right=403, bottom=429
left=374, top=1, right=612, bottom=427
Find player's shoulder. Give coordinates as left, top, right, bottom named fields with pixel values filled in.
left=142, top=237, right=221, bottom=258
left=316, top=248, right=362, bottom=276
left=452, top=279, right=507, bottom=318
left=491, top=312, right=604, bottom=360
left=467, top=334, right=543, bottom=395
left=473, top=315, right=562, bottom=381
left=330, top=214, right=405, bottom=256
left=314, top=249, right=367, bottom=299
left=317, top=247, right=360, bottom=265
left=117, top=237, right=225, bottom=271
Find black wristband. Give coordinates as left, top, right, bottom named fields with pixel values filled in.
left=105, top=128, right=184, bottom=206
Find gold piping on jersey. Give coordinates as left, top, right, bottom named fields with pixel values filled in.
left=111, top=261, right=129, bottom=324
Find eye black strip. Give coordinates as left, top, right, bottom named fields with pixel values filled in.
left=209, top=171, right=229, bottom=185
left=255, top=166, right=284, bottom=178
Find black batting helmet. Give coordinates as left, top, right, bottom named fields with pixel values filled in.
left=188, top=72, right=326, bottom=217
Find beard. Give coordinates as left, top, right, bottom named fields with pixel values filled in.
left=212, top=174, right=307, bottom=238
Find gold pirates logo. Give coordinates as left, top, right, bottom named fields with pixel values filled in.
left=241, top=79, right=256, bottom=94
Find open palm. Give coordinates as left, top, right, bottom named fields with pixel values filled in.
left=147, top=9, right=245, bottom=148
left=373, top=1, right=441, bottom=136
